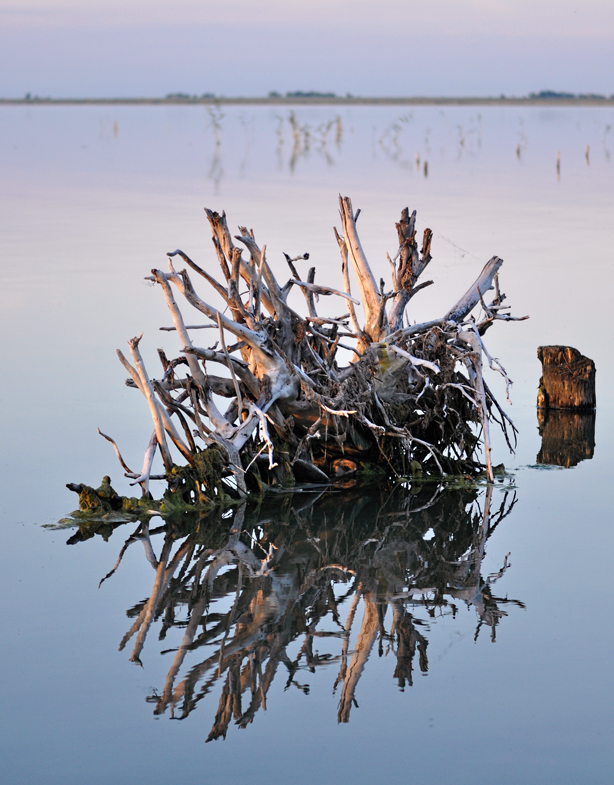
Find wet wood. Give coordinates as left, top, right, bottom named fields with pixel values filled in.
left=537, top=346, right=596, bottom=409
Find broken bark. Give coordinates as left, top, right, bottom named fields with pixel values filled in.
left=87, top=197, right=526, bottom=502
left=537, top=346, right=596, bottom=409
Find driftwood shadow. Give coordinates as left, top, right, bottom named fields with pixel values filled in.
left=56, top=482, right=523, bottom=738
left=537, top=409, right=596, bottom=468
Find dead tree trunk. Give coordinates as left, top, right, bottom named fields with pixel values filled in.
left=537, top=346, right=596, bottom=409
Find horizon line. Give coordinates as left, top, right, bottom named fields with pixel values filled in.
left=2, top=94, right=614, bottom=107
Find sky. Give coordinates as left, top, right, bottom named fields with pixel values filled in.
left=1, top=0, right=613, bottom=98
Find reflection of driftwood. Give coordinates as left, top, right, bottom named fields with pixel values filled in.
left=537, top=346, right=596, bottom=409
left=58, top=483, right=523, bottom=736
left=337, top=594, right=379, bottom=723
left=86, top=197, right=526, bottom=499
left=537, top=409, right=596, bottom=467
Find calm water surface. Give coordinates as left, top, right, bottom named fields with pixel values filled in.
left=1, top=105, right=613, bottom=784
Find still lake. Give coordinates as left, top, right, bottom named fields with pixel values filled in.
left=1, top=103, right=613, bottom=784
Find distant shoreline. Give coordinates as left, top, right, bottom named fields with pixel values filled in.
left=2, top=96, right=614, bottom=107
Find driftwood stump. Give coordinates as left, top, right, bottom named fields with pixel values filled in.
left=74, top=199, right=529, bottom=501
left=537, top=346, right=596, bottom=409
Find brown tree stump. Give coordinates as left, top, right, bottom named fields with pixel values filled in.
left=536, top=409, right=595, bottom=467
left=537, top=346, right=596, bottom=409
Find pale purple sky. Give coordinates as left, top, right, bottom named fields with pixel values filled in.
left=1, top=0, right=613, bottom=98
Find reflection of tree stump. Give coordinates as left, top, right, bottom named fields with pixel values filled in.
left=537, top=346, right=596, bottom=409
left=536, top=409, right=595, bottom=467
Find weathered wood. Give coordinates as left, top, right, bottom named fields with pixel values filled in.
left=87, top=199, right=526, bottom=496
left=338, top=196, right=387, bottom=341
left=388, top=208, right=433, bottom=331
left=537, top=346, right=596, bottom=409
left=458, top=328, right=494, bottom=482
left=445, top=256, right=503, bottom=323
left=537, top=409, right=595, bottom=467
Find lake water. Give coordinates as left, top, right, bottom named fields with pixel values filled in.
left=1, top=103, right=613, bottom=784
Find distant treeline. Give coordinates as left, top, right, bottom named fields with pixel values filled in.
left=165, top=92, right=215, bottom=99
left=173, top=89, right=614, bottom=101
left=166, top=91, right=340, bottom=100
left=173, top=89, right=612, bottom=101
left=268, top=90, right=339, bottom=98
left=528, top=90, right=612, bottom=100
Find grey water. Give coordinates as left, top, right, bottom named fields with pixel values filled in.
left=1, top=104, right=613, bottom=784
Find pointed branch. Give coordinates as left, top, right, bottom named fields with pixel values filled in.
left=120, top=342, right=174, bottom=470
left=151, top=269, right=208, bottom=388
left=291, top=280, right=360, bottom=304
left=334, top=225, right=364, bottom=342
left=97, top=427, right=134, bottom=475
left=166, top=250, right=229, bottom=304
left=338, top=195, right=387, bottom=341
left=389, top=210, right=433, bottom=331
left=445, top=256, right=504, bottom=323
